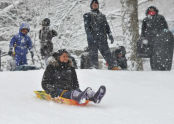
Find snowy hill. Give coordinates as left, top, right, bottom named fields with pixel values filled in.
left=0, top=69, right=174, bottom=124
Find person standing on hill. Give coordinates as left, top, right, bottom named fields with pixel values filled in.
left=140, top=6, right=174, bottom=70
left=39, top=18, right=57, bottom=65
left=83, top=0, right=119, bottom=70
left=8, top=23, right=34, bottom=67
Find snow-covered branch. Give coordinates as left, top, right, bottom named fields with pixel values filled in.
left=138, top=0, right=153, bottom=6
left=0, top=0, right=23, bottom=15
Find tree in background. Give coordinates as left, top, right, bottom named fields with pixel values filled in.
left=121, top=0, right=143, bottom=71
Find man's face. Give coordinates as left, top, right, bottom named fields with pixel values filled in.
left=92, top=2, right=99, bottom=10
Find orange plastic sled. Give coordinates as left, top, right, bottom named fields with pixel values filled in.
left=34, top=91, right=90, bottom=106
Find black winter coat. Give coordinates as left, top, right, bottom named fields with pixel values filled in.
left=39, top=26, right=57, bottom=56
left=140, top=14, right=168, bottom=58
left=39, top=27, right=57, bottom=43
left=83, top=10, right=112, bottom=44
left=41, top=59, right=79, bottom=96
left=111, top=51, right=127, bottom=70
left=141, top=14, right=168, bottom=39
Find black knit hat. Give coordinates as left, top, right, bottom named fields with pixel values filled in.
left=42, top=18, right=50, bottom=26
left=90, top=0, right=99, bottom=9
left=145, top=6, right=159, bottom=16
left=52, top=49, right=68, bottom=59
left=115, top=46, right=126, bottom=56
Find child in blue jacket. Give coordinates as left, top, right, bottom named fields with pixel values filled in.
left=8, top=23, right=34, bottom=66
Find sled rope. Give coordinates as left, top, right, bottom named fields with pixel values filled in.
left=60, top=90, right=68, bottom=97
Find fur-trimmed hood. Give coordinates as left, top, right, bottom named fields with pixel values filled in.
left=48, top=57, right=73, bottom=68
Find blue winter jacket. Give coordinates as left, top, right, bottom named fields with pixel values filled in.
left=9, top=23, right=32, bottom=55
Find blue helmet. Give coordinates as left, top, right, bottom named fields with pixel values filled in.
left=19, top=23, right=30, bottom=32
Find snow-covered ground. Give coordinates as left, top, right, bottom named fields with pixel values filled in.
left=0, top=70, right=174, bottom=124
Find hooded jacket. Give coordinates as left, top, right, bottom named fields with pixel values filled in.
left=9, top=23, right=32, bottom=55
left=83, top=10, right=112, bottom=45
left=41, top=57, right=79, bottom=97
left=90, top=0, right=99, bottom=10
left=141, top=6, right=168, bottom=38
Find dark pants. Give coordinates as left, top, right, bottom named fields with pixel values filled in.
left=40, top=42, right=53, bottom=57
left=48, top=88, right=72, bottom=99
left=88, top=41, right=114, bottom=69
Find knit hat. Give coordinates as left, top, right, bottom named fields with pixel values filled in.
left=90, top=0, right=99, bottom=9
left=115, top=46, right=126, bottom=57
left=42, top=18, right=50, bottom=26
left=52, top=49, right=68, bottom=60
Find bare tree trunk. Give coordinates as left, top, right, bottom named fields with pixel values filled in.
left=138, top=0, right=154, bottom=6
left=121, top=0, right=143, bottom=71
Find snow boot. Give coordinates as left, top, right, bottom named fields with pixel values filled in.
left=90, top=85, right=106, bottom=104
left=72, top=87, right=92, bottom=104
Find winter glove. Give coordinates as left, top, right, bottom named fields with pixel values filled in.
left=8, top=51, right=13, bottom=56
left=30, top=51, right=34, bottom=58
left=52, top=30, right=58, bottom=37
left=46, top=84, right=56, bottom=92
left=108, top=33, right=114, bottom=44
left=163, top=29, right=169, bottom=33
left=8, top=48, right=13, bottom=56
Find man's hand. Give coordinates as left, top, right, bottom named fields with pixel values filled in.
left=8, top=48, right=13, bottom=56
left=8, top=51, right=13, bottom=56
left=108, top=33, right=114, bottom=44
left=30, top=51, right=34, bottom=58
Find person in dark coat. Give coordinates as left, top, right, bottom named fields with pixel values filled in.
left=139, top=6, right=168, bottom=58
left=111, top=46, right=127, bottom=70
left=41, top=49, right=106, bottom=104
left=83, top=0, right=119, bottom=70
left=39, top=18, right=57, bottom=62
left=140, top=6, right=174, bottom=70
left=141, top=6, right=168, bottom=39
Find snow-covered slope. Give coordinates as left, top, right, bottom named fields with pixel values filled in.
left=0, top=70, right=174, bottom=124
left=1, top=0, right=174, bottom=70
